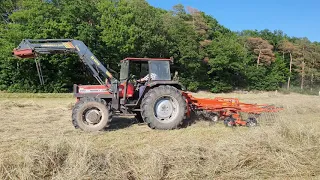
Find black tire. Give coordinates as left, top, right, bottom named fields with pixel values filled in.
left=246, top=117, right=258, bottom=127
left=72, top=97, right=111, bottom=132
left=135, top=112, right=144, bottom=123
left=224, top=117, right=236, bottom=127
left=141, top=85, right=187, bottom=130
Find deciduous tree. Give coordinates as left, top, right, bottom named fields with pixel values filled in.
left=278, top=39, right=297, bottom=89
left=246, top=37, right=275, bottom=67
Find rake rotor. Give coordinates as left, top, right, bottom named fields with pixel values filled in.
left=183, top=92, right=283, bottom=127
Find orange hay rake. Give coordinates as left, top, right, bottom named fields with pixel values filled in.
left=183, top=92, right=283, bottom=127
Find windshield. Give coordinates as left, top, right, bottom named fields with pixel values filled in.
left=149, top=61, right=171, bottom=81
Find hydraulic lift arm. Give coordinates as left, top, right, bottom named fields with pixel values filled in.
left=12, top=39, right=118, bottom=88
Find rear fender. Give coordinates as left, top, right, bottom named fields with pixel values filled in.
left=147, top=81, right=186, bottom=90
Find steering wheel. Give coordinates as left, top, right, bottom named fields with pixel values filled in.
left=127, top=74, right=137, bottom=86
left=128, top=74, right=136, bottom=81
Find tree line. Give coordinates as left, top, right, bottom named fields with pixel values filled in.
left=0, top=0, right=319, bottom=93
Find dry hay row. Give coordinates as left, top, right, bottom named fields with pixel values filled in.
left=1, top=120, right=319, bottom=180
left=0, top=93, right=319, bottom=179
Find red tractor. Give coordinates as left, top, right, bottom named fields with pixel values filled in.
left=72, top=57, right=189, bottom=131
left=13, top=39, right=282, bottom=132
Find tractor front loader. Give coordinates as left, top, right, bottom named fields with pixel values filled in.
left=12, top=39, right=282, bottom=132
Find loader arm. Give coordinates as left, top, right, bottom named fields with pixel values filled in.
left=12, top=39, right=118, bottom=87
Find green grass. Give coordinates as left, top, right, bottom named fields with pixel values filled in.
left=0, top=92, right=73, bottom=98
left=279, top=86, right=320, bottom=96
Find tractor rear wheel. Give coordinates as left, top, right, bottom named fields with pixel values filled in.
left=141, top=85, right=187, bottom=130
left=72, top=97, right=111, bottom=132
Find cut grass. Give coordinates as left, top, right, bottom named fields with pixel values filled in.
left=0, top=92, right=319, bottom=179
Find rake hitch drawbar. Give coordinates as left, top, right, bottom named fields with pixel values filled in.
left=183, top=92, right=283, bottom=127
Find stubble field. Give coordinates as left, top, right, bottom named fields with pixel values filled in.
left=0, top=91, right=320, bottom=180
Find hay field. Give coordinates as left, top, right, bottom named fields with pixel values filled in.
left=0, top=92, right=320, bottom=180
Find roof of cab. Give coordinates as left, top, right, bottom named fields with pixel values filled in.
left=122, top=57, right=173, bottom=62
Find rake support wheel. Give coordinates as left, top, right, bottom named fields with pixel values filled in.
left=224, top=117, right=236, bottom=127
left=246, top=117, right=258, bottom=127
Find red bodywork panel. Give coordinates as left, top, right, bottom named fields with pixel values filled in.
left=12, top=48, right=35, bottom=59
left=183, top=92, right=282, bottom=114
left=119, top=83, right=134, bottom=97
left=78, top=85, right=111, bottom=94
left=78, top=83, right=134, bottom=98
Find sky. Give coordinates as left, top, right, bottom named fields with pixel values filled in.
left=147, top=0, right=320, bottom=42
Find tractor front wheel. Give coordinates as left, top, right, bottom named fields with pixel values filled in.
left=141, top=85, right=187, bottom=130
left=72, top=97, right=111, bottom=132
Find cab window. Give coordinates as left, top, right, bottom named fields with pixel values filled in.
left=148, top=61, right=171, bottom=81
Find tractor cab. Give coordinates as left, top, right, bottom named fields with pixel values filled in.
left=118, top=58, right=174, bottom=103
left=119, top=57, right=173, bottom=83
